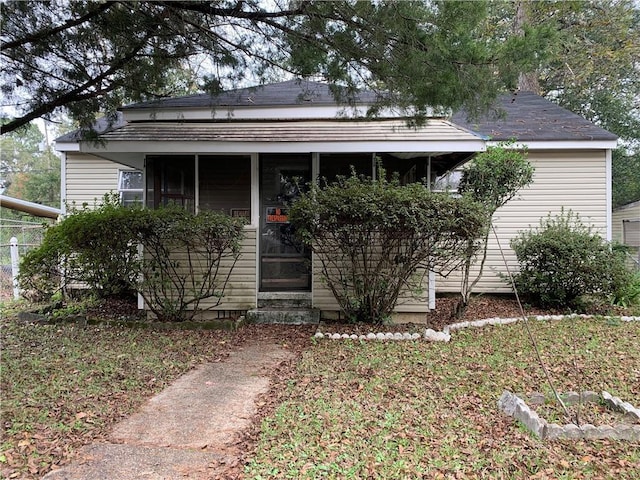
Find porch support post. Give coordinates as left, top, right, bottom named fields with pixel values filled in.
left=605, top=148, right=612, bottom=241
left=428, top=270, right=436, bottom=310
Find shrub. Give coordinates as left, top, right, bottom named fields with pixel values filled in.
left=19, top=194, right=141, bottom=300
left=133, top=207, right=245, bottom=322
left=19, top=197, right=245, bottom=322
left=510, top=210, right=634, bottom=310
left=289, top=171, right=486, bottom=323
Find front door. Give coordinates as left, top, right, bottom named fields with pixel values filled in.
left=259, top=154, right=312, bottom=291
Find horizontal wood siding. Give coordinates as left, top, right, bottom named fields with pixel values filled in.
left=144, top=228, right=257, bottom=311
left=312, top=255, right=430, bottom=314
left=612, top=202, right=640, bottom=243
left=437, top=150, right=608, bottom=293
left=200, top=227, right=257, bottom=310
left=65, top=153, right=128, bottom=208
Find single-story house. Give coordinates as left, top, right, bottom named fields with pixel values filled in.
left=612, top=200, right=640, bottom=268
left=55, top=80, right=617, bottom=321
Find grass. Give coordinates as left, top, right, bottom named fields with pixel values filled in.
left=2, top=308, right=639, bottom=479
left=246, top=318, right=640, bottom=480
left=0, top=313, right=235, bottom=479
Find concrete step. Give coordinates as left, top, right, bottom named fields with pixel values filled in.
left=246, top=308, right=320, bottom=325
left=257, top=292, right=312, bottom=309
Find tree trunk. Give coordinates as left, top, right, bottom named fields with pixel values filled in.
left=514, top=1, right=541, bottom=94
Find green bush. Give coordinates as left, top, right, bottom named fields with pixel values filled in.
left=19, top=197, right=245, bottom=322
left=19, top=194, right=141, bottom=300
left=289, top=171, right=486, bottom=323
left=510, top=210, right=634, bottom=310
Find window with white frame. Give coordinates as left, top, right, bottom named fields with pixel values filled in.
left=118, top=170, right=143, bottom=206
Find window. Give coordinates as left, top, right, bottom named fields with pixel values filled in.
left=199, top=155, right=251, bottom=220
left=118, top=170, right=143, bottom=206
left=432, top=169, right=462, bottom=192
left=146, top=155, right=195, bottom=212
left=623, top=219, right=640, bottom=247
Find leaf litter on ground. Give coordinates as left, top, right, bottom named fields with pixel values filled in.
left=246, top=317, right=640, bottom=480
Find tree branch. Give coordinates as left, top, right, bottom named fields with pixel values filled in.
left=1, top=36, right=150, bottom=134
left=1, top=1, right=116, bottom=51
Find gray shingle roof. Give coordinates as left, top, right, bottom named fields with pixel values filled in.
left=120, top=79, right=378, bottom=110
left=452, top=91, right=618, bottom=142
left=56, top=82, right=617, bottom=144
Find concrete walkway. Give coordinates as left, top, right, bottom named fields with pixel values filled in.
left=43, top=341, right=293, bottom=480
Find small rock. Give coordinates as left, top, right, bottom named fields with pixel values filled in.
left=528, top=392, right=546, bottom=405
left=314, top=332, right=325, bottom=339
left=393, top=333, right=404, bottom=340
left=349, top=334, right=358, bottom=340
left=366, top=333, right=377, bottom=340
left=564, top=391, right=580, bottom=405
left=376, top=332, right=386, bottom=340
left=424, top=329, right=450, bottom=342
left=341, top=333, right=350, bottom=339
left=384, top=332, right=394, bottom=340
left=330, top=333, right=341, bottom=340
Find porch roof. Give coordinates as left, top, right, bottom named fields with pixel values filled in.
left=98, top=119, right=481, bottom=144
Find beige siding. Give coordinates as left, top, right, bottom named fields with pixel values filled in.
left=437, top=150, right=608, bottom=293
left=612, top=201, right=640, bottom=243
left=311, top=254, right=430, bottom=315
left=612, top=201, right=640, bottom=267
left=65, top=152, right=130, bottom=209
left=201, top=227, right=257, bottom=310
left=144, top=228, right=257, bottom=312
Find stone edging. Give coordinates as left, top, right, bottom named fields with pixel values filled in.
left=498, top=390, right=640, bottom=441
left=314, top=314, right=640, bottom=342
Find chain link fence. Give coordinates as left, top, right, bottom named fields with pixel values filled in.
left=1, top=219, right=49, bottom=301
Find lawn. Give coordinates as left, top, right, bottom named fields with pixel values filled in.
left=0, top=315, right=237, bottom=479
left=246, top=318, right=640, bottom=479
left=1, top=312, right=639, bottom=479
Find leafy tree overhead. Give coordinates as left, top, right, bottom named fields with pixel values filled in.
left=489, top=0, right=640, bottom=207
left=1, top=0, right=551, bottom=135
left=0, top=119, right=60, bottom=209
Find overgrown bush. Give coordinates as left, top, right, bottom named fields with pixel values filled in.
left=289, top=171, right=486, bottom=323
left=19, top=198, right=245, bottom=322
left=133, top=207, right=245, bottom=322
left=19, top=194, right=141, bottom=300
left=510, top=210, right=634, bottom=310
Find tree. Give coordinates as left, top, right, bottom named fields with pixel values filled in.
left=1, top=0, right=551, bottom=135
left=488, top=0, right=640, bottom=207
left=1, top=119, right=61, bottom=210
left=456, top=144, right=534, bottom=317
left=613, top=148, right=640, bottom=208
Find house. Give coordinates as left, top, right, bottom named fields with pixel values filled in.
left=612, top=200, right=640, bottom=268
left=55, top=80, right=617, bottom=321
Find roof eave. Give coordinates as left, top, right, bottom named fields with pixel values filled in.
left=486, top=139, right=618, bottom=150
